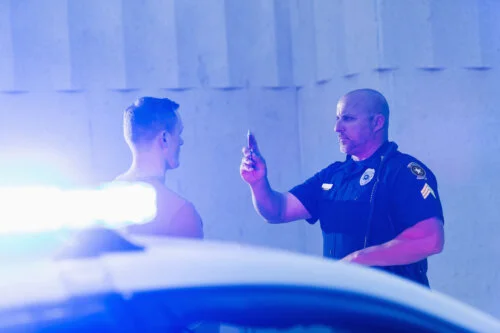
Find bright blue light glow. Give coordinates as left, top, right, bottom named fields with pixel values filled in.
left=0, top=151, right=80, bottom=188
left=0, top=182, right=157, bottom=234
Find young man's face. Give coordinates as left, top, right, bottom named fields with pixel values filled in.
left=163, top=111, right=184, bottom=170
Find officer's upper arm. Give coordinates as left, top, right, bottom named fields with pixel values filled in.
left=280, top=192, right=313, bottom=223
left=396, top=217, right=445, bottom=254
left=390, top=161, right=444, bottom=230
left=288, top=164, right=337, bottom=224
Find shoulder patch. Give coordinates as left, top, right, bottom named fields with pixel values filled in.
left=407, top=162, right=426, bottom=180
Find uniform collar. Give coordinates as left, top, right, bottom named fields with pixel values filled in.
left=345, top=141, right=396, bottom=169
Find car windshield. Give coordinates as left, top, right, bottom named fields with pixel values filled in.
left=0, top=285, right=470, bottom=333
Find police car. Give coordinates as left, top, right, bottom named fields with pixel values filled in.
left=0, top=183, right=498, bottom=332
left=0, top=231, right=499, bottom=333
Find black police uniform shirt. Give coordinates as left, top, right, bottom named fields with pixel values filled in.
left=289, top=141, right=444, bottom=286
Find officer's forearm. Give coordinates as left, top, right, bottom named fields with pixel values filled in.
left=249, top=178, right=286, bottom=223
left=343, top=218, right=444, bottom=266
left=344, top=238, right=439, bottom=266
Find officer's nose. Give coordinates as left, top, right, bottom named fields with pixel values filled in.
left=334, top=119, right=343, bottom=133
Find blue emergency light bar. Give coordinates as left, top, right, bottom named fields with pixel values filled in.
left=0, top=181, right=157, bottom=234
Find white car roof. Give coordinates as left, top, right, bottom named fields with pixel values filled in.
left=1, top=236, right=499, bottom=332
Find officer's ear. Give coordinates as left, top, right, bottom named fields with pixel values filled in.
left=372, top=114, right=386, bottom=132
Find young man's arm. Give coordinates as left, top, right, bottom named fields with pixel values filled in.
left=168, top=202, right=204, bottom=239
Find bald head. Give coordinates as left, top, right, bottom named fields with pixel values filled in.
left=338, top=88, right=390, bottom=133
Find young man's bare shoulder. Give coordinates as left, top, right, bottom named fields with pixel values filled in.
left=113, top=174, right=190, bottom=211
left=155, top=185, right=191, bottom=209
left=112, top=173, right=203, bottom=238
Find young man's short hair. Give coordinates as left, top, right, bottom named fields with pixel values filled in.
left=123, top=97, right=179, bottom=145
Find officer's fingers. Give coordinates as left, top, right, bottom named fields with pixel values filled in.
left=242, top=146, right=253, bottom=157
left=240, top=163, right=255, bottom=172
left=242, top=146, right=262, bottom=163
left=249, top=151, right=265, bottom=165
left=248, top=133, right=261, bottom=155
left=241, top=156, right=255, bottom=167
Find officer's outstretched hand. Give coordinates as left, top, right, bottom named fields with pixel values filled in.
left=240, top=131, right=267, bottom=185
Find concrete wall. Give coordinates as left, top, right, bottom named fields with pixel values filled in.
left=0, top=0, right=498, bottom=318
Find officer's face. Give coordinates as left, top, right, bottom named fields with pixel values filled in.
left=334, top=100, right=377, bottom=157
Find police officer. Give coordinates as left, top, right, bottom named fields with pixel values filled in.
left=240, top=88, right=444, bottom=286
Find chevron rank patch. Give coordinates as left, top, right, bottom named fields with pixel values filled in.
left=421, top=183, right=436, bottom=199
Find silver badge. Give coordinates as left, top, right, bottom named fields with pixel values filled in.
left=360, top=168, right=375, bottom=186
